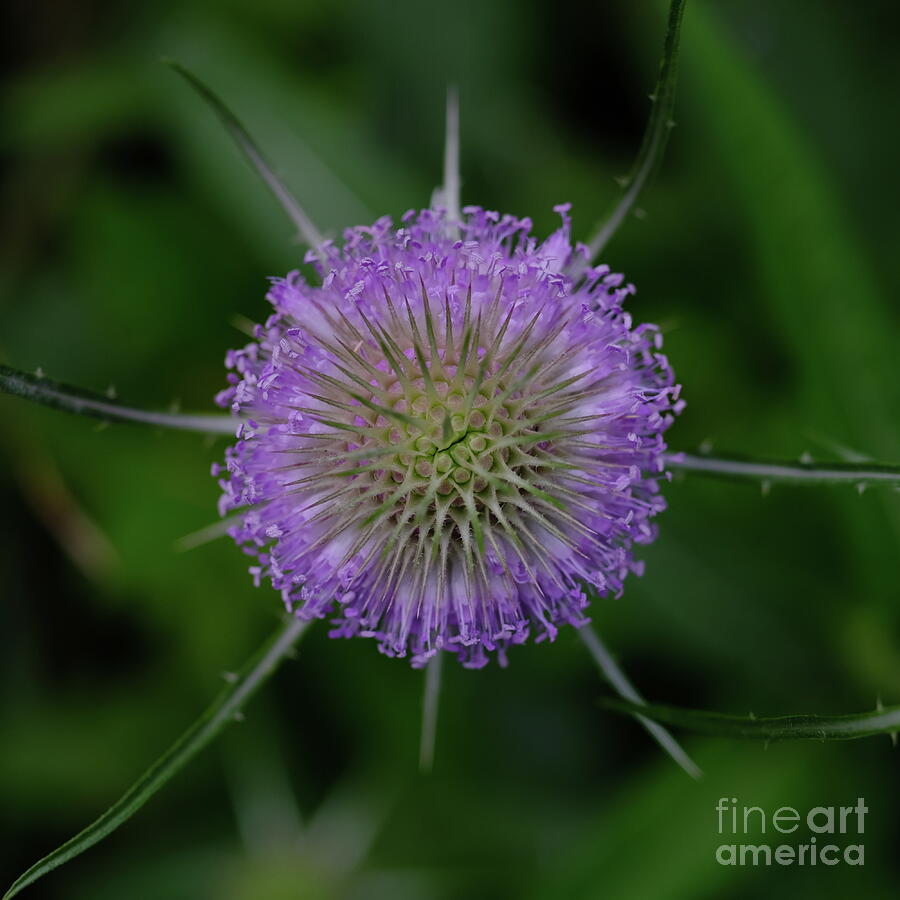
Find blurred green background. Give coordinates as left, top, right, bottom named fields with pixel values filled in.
left=2, top=0, right=900, bottom=897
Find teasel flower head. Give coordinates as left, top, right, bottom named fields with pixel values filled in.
left=214, top=203, right=682, bottom=668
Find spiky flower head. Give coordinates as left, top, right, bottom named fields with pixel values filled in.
left=215, top=204, right=682, bottom=668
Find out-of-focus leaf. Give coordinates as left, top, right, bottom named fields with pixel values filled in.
left=531, top=745, right=823, bottom=900
left=683, top=6, right=900, bottom=468
left=3, top=619, right=308, bottom=900
left=1, top=59, right=148, bottom=150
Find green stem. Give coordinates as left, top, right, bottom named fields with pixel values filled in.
left=667, top=451, right=900, bottom=487
left=0, top=365, right=237, bottom=435
left=602, top=697, right=900, bottom=742
left=6, top=364, right=900, bottom=489
left=586, top=0, right=687, bottom=258
left=3, top=617, right=309, bottom=900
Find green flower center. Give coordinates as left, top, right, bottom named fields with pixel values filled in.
left=294, top=294, right=587, bottom=579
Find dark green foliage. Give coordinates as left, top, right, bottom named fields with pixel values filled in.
left=1, top=1, right=899, bottom=898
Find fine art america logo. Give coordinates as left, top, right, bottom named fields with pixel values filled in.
left=715, top=797, right=867, bottom=867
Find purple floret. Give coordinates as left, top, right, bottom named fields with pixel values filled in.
left=215, top=205, right=682, bottom=667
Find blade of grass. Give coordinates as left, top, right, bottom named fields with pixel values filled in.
left=585, top=0, right=687, bottom=258
left=0, top=364, right=237, bottom=434
left=603, top=696, right=900, bottom=742
left=3, top=617, right=309, bottom=900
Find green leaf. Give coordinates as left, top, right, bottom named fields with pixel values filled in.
left=684, top=7, right=900, bottom=456
left=667, top=451, right=900, bottom=488
left=0, top=364, right=237, bottom=434
left=3, top=618, right=309, bottom=900
left=682, top=5, right=900, bottom=625
left=585, top=0, right=687, bottom=257
left=603, top=697, right=900, bottom=742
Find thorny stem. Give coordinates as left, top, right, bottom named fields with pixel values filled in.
left=0, top=365, right=237, bottom=435
left=666, top=451, right=900, bottom=488
left=603, top=697, right=900, bottom=743
left=586, top=0, right=687, bottom=258
left=5, top=365, right=899, bottom=491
